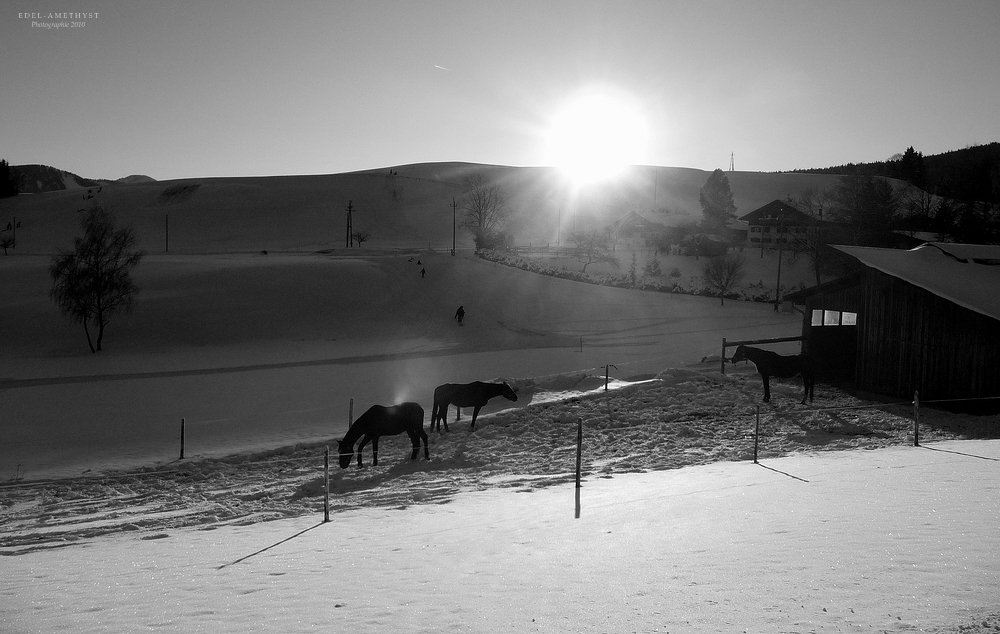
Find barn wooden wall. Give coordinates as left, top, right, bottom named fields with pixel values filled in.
left=856, top=270, right=1000, bottom=403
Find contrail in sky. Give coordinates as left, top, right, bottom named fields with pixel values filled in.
left=434, top=64, right=453, bottom=72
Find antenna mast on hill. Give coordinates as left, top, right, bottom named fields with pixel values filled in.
left=345, top=200, right=354, bottom=248
left=730, top=152, right=735, bottom=171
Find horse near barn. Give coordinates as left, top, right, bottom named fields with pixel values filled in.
left=730, top=344, right=815, bottom=404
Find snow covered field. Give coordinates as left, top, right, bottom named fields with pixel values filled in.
left=1, top=251, right=802, bottom=479
left=3, top=366, right=999, bottom=633
left=3, top=439, right=999, bottom=633
left=3, top=249, right=999, bottom=632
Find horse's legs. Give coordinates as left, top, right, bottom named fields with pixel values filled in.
left=371, top=436, right=379, bottom=466
left=407, top=431, right=420, bottom=459
left=761, top=374, right=771, bottom=402
left=443, top=404, right=450, bottom=432
left=430, top=403, right=439, bottom=432
left=420, top=428, right=429, bottom=459
left=455, top=406, right=461, bottom=422
left=470, top=405, right=483, bottom=430
left=356, top=436, right=371, bottom=467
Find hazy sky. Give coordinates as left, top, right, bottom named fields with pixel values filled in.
left=2, top=0, right=999, bottom=181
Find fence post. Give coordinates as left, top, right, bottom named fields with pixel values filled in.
left=575, top=417, right=583, bottom=519
left=579, top=336, right=583, bottom=353
left=348, top=398, right=354, bottom=428
left=753, top=405, right=760, bottom=464
left=179, top=417, right=185, bottom=460
left=324, top=446, right=330, bottom=523
left=721, top=337, right=727, bottom=375
left=913, top=390, right=920, bottom=447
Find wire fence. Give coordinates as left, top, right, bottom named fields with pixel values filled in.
left=4, top=354, right=999, bottom=489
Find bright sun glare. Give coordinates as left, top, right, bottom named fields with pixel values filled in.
left=546, top=89, right=648, bottom=186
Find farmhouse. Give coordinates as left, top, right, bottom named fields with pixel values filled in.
left=740, top=200, right=816, bottom=250
left=614, top=210, right=668, bottom=238
left=784, top=242, right=1000, bottom=408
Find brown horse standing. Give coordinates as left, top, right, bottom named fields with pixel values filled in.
left=730, top=344, right=815, bottom=404
left=337, top=402, right=428, bottom=468
left=430, top=381, right=518, bottom=431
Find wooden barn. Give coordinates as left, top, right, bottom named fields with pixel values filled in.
left=784, top=243, right=1000, bottom=407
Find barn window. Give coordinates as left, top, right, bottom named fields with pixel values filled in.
left=811, top=309, right=859, bottom=326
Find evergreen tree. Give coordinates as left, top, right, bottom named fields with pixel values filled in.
left=829, top=175, right=901, bottom=245
left=698, top=169, right=737, bottom=234
left=0, top=159, right=19, bottom=198
left=899, top=146, right=926, bottom=188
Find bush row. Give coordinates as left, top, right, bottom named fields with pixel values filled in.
left=476, top=249, right=792, bottom=304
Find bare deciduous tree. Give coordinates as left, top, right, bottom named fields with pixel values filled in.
left=702, top=252, right=746, bottom=306
left=570, top=230, right=620, bottom=273
left=462, top=174, right=510, bottom=249
left=50, top=205, right=144, bottom=353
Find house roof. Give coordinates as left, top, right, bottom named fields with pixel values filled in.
left=616, top=210, right=666, bottom=232
left=833, top=243, right=1000, bottom=322
left=739, top=200, right=816, bottom=225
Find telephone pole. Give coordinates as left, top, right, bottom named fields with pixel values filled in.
left=345, top=200, right=354, bottom=248
left=451, top=198, right=458, bottom=255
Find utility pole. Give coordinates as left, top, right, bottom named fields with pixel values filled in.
left=451, top=198, right=457, bottom=255
left=774, top=217, right=784, bottom=311
left=345, top=200, right=354, bottom=248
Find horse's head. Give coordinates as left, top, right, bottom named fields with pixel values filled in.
left=501, top=382, right=518, bottom=402
left=336, top=440, right=353, bottom=469
left=730, top=345, right=748, bottom=364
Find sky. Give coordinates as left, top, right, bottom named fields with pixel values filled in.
left=2, top=0, right=999, bottom=181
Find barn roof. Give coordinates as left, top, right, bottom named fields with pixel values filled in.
left=833, top=243, right=1000, bottom=322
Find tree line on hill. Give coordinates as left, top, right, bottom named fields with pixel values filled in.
left=791, top=143, right=1000, bottom=244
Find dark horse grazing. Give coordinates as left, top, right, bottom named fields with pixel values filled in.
left=337, top=402, right=429, bottom=468
left=730, top=344, right=815, bottom=404
left=430, top=381, right=518, bottom=432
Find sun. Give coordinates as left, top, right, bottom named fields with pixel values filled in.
left=545, top=88, right=648, bottom=186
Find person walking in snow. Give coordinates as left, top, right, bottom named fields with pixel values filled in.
left=455, top=305, right=465, bottom=325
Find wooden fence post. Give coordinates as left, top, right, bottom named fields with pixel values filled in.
left=179, top=418, right=185, bottom=460
left=721, top=337, right=727, bottom=375
left=913, top=391, right=920, bottom=447
left=324, top=446, right=330, bottom=523
left=348, top=398, right=354, bottom=428
left=575, top=417, right=583, bottom=519
left=753, top=405, right=760, bottom=464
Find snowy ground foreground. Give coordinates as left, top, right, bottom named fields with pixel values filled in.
left=2, top=438, right=999, bottom=634
left=3, top=367, right=1000, bottom=632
